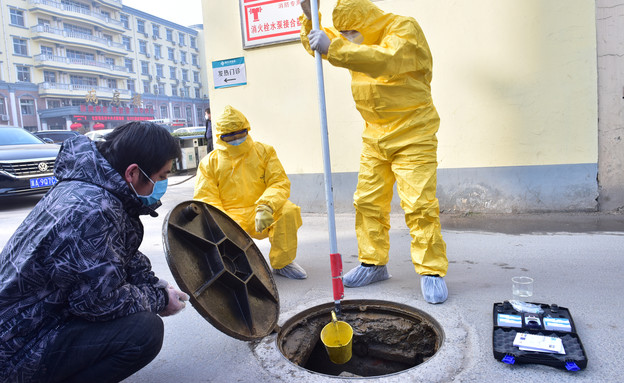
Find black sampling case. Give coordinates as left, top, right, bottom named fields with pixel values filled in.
left=492, top=301, right=587, bottom=371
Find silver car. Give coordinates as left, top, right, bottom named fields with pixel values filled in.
left=0, top=127, right=61, bottom=197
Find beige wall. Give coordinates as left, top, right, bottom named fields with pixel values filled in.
left=203, top=0, right=598, bottom=174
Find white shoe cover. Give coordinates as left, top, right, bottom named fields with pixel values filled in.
left=421, top=275, right=448, bottom=304
left=274, top=261, right=307, bottom=279
left=343, top=265, right=391, bottom=287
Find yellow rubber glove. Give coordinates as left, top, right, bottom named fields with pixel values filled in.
left=255, top=205, right=274, bottom=232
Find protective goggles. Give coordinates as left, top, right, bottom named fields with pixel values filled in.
left=220, top=129, right=248, bottom=140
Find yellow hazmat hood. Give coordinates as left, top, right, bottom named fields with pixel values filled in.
left=332, top=0, right=386, bottom=41
left=215, top=105, right=251, bottom=138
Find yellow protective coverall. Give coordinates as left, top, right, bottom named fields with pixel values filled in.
left=300, top=0, right=448, bottom=277
left=193, top=106, right=302, bottom=269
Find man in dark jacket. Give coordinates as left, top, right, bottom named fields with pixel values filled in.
left=205, top=107, right=213, bottom=152
left=0, top=122, right=188, bottom=383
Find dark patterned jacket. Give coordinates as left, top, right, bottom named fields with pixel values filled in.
left=0, top=135, right=168, bottom=382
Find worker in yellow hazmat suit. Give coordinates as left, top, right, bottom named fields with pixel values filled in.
left=193, top=105, right=307, bottom=279
left=300, top=0, right=448, bottom=303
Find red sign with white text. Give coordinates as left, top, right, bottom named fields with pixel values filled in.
left=240, top=0, right=302, bottom=48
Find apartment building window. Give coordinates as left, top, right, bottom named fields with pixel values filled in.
left=193, top=71, right=199, bottom=83
left=127, top=79, right=135, bottom=92
left=152, top=24, right=160, bottom=38
left=186, top=106, right=192, bottom=119
left=173, top=106, right=181, bottom=117
left=44, top=71, right=56, bottom=83
left=64, top=23, right=92, bottom=36
left=10, top=9, right=25, bottom=27
left=166, top=29, right=173, bottom=41
left=16, top=65, right=31, bottom=82
left=0, top=98, right=6, bottom=115
left=70, top=75, right=97, bottom=86
left=62, top=0, right=89, bottom=13
left=107, top=79, right=117, bottom=88
left=160, top=105, right=168, bottom=118
left=120, top=14, right=129, bottom=29
left=101, top=11, right=111, bottom=19
left=141, top=61, right=149, bottom=75
left=137, top=19, right=145, bottom=34
left=139, top=40, right=147, bottom=54
left=143, top=81, right=150, bottom=93
left=154, top=44, right=162, bottom=59
left=192, top=54, right=198, bottom=66
left=47, top=99, right=61, bottom=109
left=171, top=87, right=177, bottom=97
left=20, top=99, right=35, bottom=115
left=169, top=66, right=176, bottom=79
left=105, top=58, right=115, bottom=66
left=157, top=83, right=165, bottom=95
left=168, top=47, right=175, bottom=61
left=156, top=64, right=164, bottom=77
left=190, top=36, right=197, bottom=49
left=180, top=52, right=187, bottom=64
left=125, top=58, right=133, bottom=72
left=67, top=49, right=95, bottom=61
left=182, top=69, right=188, bottom=81
left=40, top=46, right=54, bottom=57
left=13, top=38, right=28, bottom=56
left=178, top=33, right=185, bottom=46
left=195, top=88, right=200, bottom=98
left=122, top=36, right=131, bottom=51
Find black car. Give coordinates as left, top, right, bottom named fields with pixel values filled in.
left=0, top=127, right=61, bottom=197
left=33, top=129, right=80, bottom=144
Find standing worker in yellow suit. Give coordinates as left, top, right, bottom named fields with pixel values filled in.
left=193, top=105, right=307, bottom=279
left=300, top=0, right=448, bottom=303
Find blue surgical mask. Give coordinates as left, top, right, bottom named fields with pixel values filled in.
left=228, top=136, right=247, bottom=146
left=130, top=166, right=168, bottom=207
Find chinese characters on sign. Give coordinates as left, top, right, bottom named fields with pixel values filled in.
left=132, top=94, right=142, bottom=107
left=212, top=57, right=247, bottom=89
left=240, top=0, right=302, bottom=49
left=85, top=89, right=99, bottom=104
left=112, top=91, right=121, bottom=106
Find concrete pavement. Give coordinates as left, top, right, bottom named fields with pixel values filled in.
left=1, top=174, right=623, bottom=382
left=128, top=174, right=624, bottom=382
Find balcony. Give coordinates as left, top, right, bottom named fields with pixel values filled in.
left=38, top=82, right=131, bottom=100
left=29, top=0, right=125, bottom=33
left=31, top=25, right=127, bottom=56
left=34, top=54, right=129, bottom=78
left=94, top=0, right=122, bottom=10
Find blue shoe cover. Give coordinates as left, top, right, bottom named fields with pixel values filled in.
left=343, top=265, right=391, bottom=287
left=421, top=275, right=448, bottom=304
left=274, top=261, right=307, bottom=279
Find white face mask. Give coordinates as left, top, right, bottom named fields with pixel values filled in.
left=341, top=30, right=364, bottom=45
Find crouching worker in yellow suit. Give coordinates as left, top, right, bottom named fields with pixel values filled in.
left=300, top=0, right=448, bottom=302
left=193, top=105, right=307, bottom=279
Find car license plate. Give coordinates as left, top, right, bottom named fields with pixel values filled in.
left=29, top=176, right=58, bottom=189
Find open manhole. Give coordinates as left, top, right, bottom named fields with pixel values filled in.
left=163, top=201, right=444, bottom=378
left=278, top=300, right=443, bottom=377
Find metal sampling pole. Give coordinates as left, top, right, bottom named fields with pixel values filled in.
left=309, top=0, right=344, bottom=316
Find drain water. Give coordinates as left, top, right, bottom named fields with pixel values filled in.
left=277, top=300, right=444, bottom=378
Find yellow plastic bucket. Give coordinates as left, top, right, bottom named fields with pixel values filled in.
left=320, top=311, right=353, bottom=364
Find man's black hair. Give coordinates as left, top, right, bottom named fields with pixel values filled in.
left=96, top=121, right=181, bottom=183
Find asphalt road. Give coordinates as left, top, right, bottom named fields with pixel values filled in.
left=1, top=174, right=623, bottom=382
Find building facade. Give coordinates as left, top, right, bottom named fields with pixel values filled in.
left=0, top=0, right=209, bottom=133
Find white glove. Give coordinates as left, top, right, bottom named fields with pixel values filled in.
left=255, top=205, right=274, bottom=232
left=308, top=29, right=330, bottom=55
left=159, top=285, right=190, bottom=317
